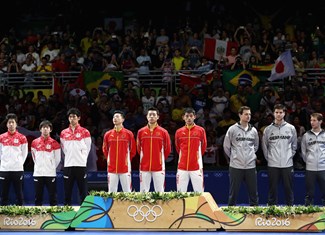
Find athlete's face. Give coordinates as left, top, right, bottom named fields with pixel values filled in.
left=240, top=109, right=251, bottom=123
left=147, top=110, right=159, bottom=124
left=310, top=117, right=321, bottom=129
left=273, top=109, right=285, bottom=122
left=7, top=119, right=17, bottom=133
left=183, top=112, right=196, bottom=125
left=40, top=125, right=51, bottom=137
left=69, top=114, right=80, bottom=126
left=113, top=113, right=124, bottom=126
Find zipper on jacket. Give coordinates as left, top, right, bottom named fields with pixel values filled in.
left=116, top=135, right=119, bottom=173
left=187, top=129, right=191, bottom=170
left=149, top=131, right=153, bottom=171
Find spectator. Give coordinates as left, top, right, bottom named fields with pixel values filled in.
left=141, top=87, right=155, bottom=115
left=229, top=85, right=247, bottom=116
left=171, top=48, right=185, bottom=71
left=136, top=48, right=152, bottom=76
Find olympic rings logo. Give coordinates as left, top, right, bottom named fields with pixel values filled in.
left=127, top=205, right=163, bottom=222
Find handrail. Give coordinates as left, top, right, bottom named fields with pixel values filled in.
left=0, top=68, right=323, bottom=93
left=0, top=71, right=81, bottom=90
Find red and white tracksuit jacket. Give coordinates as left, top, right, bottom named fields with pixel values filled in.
left=102, top=127, right=136, bottom=174
left=175, top=124, right=207, bottom=171
left=60, top=125, right=91, bottom=167
left=31, top=136, right=61, bottom=177
left=137, top=125, right=171, bottom=172
left=0, top=131, right=28, bottom=171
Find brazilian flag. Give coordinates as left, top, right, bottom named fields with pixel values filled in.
left=222, top=69, right=265, bottom=94
left=83, top=71, right=124, bottom=93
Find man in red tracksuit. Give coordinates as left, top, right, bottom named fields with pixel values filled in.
left=137, top=107, right=171, bottom=192
left=102, top=110, right=136, bottom=192
left=175, top=107, right=207, bottom=192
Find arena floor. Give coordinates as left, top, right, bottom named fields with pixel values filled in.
left=0, top=231, right=320, bottom=234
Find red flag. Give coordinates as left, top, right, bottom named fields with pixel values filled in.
left=268, top=50, right=296, bottom=81
left=179, top=73, right=201, bottom=88
left=204, top=38, right=218, bottom=61
left=179, top=70, right=214, bottom=91
left=73, top=72, right=85, bottom=90
left=52, top=75, right=64, bottom=102
left=204, top=38, right=238, bottom=61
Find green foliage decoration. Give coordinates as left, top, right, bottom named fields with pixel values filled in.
left=88, top=190, right=202, bottom=204
left=0, top=206, right=75, bottom=216
left=222, top=205, right=325, bottom=218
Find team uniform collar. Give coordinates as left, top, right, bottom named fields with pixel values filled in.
left=185, top=123, right=195, bottom=129
left=7, top=130, right=17, bottom=135
left=114, top=125, right=124, bottom=132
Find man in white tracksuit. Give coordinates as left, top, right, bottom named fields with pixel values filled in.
left=223, top=106, right=259, bottom=206
left=0, top=113, right=28, bottom=205
left=60, top=108, right=91, bottom=205
left=262, top=104, right=297, bottom=206
left=301, top=113, right=325, bottom=206
left=31, top=120, right=61, bottom=206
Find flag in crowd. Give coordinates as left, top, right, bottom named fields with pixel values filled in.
left=268, top=50, right=296, bottom=81
left=222, top=69, right=261, bottom=94
left=249, top=64, right=274, bottom=71
left=179, top=69, right=214, bottom=89
left=203, top=38, right=239, bottom=61
left=83, top=71, right=124, bottom=93
left=53, top=72, right=85, bottom=102
left=53, top=71, right=124, bottom=101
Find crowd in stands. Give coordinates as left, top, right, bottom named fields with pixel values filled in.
left=0, top=1, right=324, bottom=172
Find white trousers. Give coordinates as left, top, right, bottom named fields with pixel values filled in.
left=107, top=172, right=132, bottom=192
left=176, top=169, right=204, bottom=192
left=140, top=171, right=165, bottom=192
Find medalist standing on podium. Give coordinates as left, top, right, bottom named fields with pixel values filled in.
left=301, top=113, right=325, bottom=206
left=31, top=120, right=61, bottom=206
left=175, top=107, right=207, bottom=192
left=137, top=107, right=171, bottom=192
left=60, top=108, right=91, bottom=205
left=223, top=106, right=259, bottom=206
left=0, top=113, right=28, bottom=205
left=262, top=104, right=297, bottom=206
left=102, top=110, right=136, bottom=192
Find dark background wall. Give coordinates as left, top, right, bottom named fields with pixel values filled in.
left=1, top=170, right=321, bottom=206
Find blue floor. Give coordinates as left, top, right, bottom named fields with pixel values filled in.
left=0, top=232, right=320, bottom=234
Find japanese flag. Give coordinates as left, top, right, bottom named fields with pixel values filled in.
left=268, top=50, right=296, bottom=81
